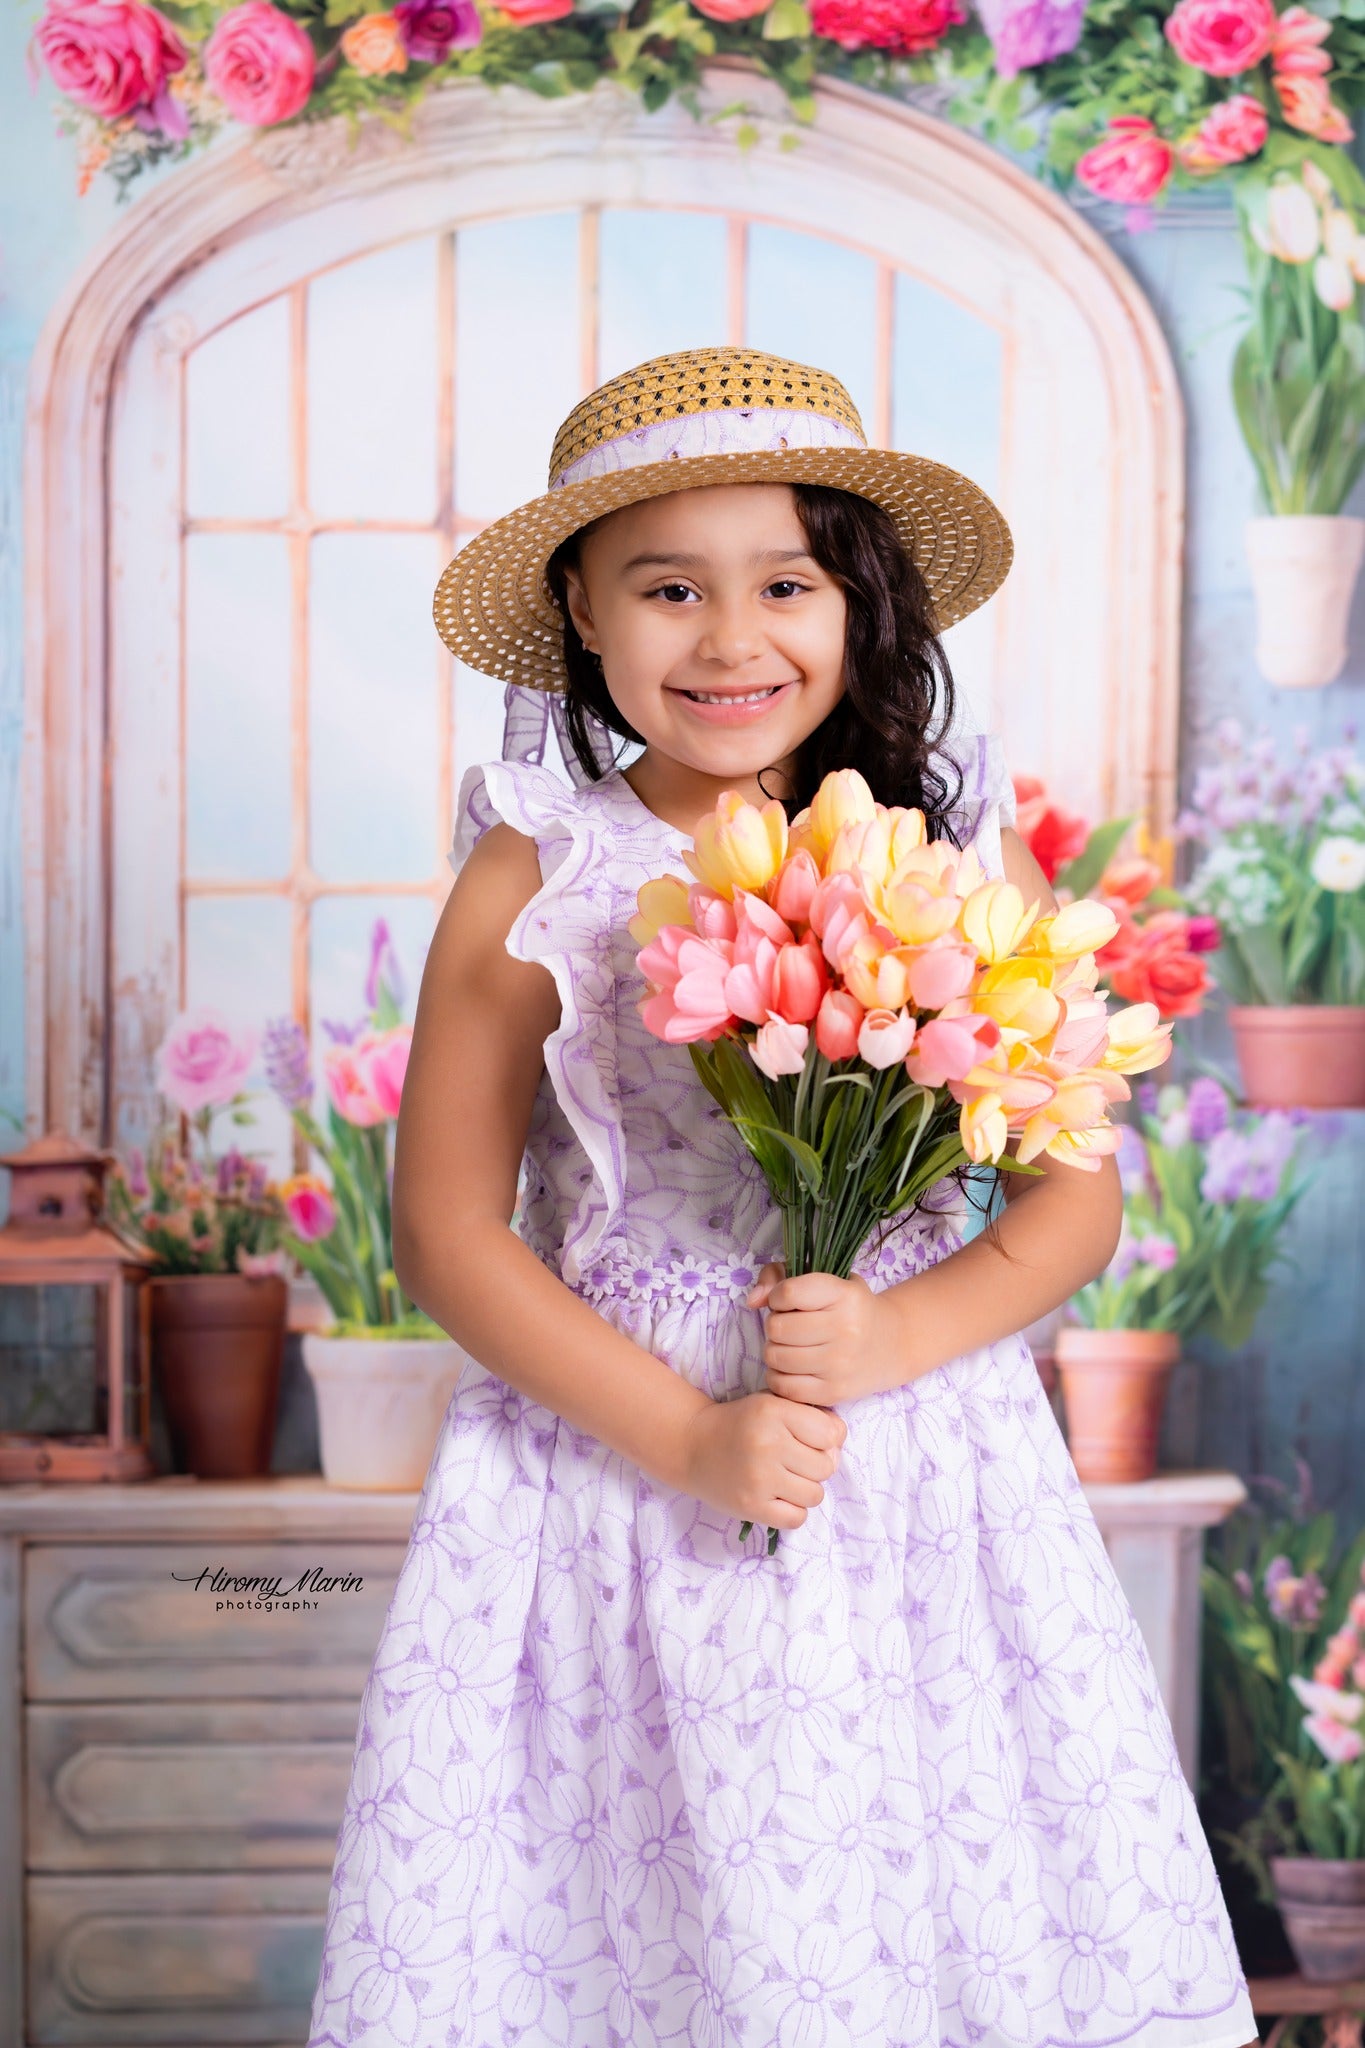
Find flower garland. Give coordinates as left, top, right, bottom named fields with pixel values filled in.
left=26, top=0, right=1365, bottom=201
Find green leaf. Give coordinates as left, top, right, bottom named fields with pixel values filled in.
left=733, top=1118, right=824, bottom=1195
left=1053, top=815, right=1135, bottom=899
left=762, top=0, right=811, bottom=38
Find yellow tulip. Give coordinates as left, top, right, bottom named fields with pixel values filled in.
left=973, top=960, right=1061, bottom=1043
left=1029, top=899, right=1119, bottom=961
left=826, top=813, right=897, bottom=888
left=1039, top=1124, right=1123, bottom=1172
left=959, top=1092, right=1009, bottom=1165
left=804, top=770, right=878, bottom=865
left=961, top=880, right=1040, bottom=965
left=628, top=875, right=693, bottom=946
left=1102, top=1002, right=1174, bottom=1075
left=682, top=791, right=788, bottom=900
left=842, top=936, right=913, bottom=1012
left=879, top=877, right=963, bottom=947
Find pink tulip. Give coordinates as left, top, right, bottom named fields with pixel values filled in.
left=637, top=924, right=690, bottom=986
left=857, top=1007, right=917, bottom=1069
left=1076, top=116, right=1174, bottom=205
left=905, top=942, right=978, bottom=1011
left=905, top=1014, right=1000, bottom=1087
left=155, top=1008, right=257, bottom=1114
left=770, top=938, right=829, bottom=1025
left=641, top=936, right=736, bottom=1043
left=770, top=850, right=821, bottom=928
left=1272, top=5, right=1332, bottom=74
left=1276, top=72, right=1354, bottom=142
left=204, top=0, right=315, bottom=126
left=751, top=1015, right=810, bottom=1081
left=325, top=1044, right=387, bottom=1127
left=1164, top=0, right=1276, bottom=76
left=362, top=1026, right=411, bottom=1117
left=1051, top=994, right=1112, bottom=1071
left=809, top=872, right=875, bottom=967
left=688, top=886, right=738, bottom=943
left=815, top=989, right=865, bottom=1061
left=282, top=1174, right=336, bottom=1243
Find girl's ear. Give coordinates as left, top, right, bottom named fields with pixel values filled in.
left=563, top=565, right=598, bottom=655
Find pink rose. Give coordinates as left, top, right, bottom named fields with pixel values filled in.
left=204, top=0, right=315, bottom=126
left=1275, top=71, right=1354, bottom=142
left=1075, top=116, right=1174, bottom=206
left=691, top=0, right=767, bottom=16
left=155, top=1008, right=257, bottom=1114
left=810, top=0, right=964, bottom=54
left=393, top=0, right=480, bottom=59
left=1164, top=0, right=1276, bottom=76
left=325, top=1043, right=387, bottom=1126
left=1272, top=4, right=1332, bottom=76
left=32, top=0, right=187, bottom=127
left=282, top=1174, right=336, bottom=1243
left=496, top=0, right=573, bottom=20
left=1178, top=92, right=1268, bottom=169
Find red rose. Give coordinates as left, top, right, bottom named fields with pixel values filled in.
left=810, top=0, right=965, bottom=55
left=204, top=0, right=315, bottom=126
left=32, top=0, right=186, bottom=123
left=1011, top=774, right=1089, bottom=883
left=1165, top=0, right=1277, bottom=77
left=1076, top=116, right=1174, bottom=206
left=1103, top=911, right=1212, bottom=1020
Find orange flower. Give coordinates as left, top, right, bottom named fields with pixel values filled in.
left=1275, top=72, right=1354, bottom=144
left=341, top=11, right=408, bottom=73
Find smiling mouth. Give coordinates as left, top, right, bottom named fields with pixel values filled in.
left=678, top=684, right=791, bottom=704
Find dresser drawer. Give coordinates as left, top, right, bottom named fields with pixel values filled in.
left=28, top=1871, right=327, bottom=2044
left=25, top=1543, right=404, bottom=1699
left=27, top=1700, right=360, bottom=1871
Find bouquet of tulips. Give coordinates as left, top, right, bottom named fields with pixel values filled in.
left=632, top=770, right=1173, bottom=1549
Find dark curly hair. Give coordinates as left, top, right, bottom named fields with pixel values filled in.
left=544, top=482, right=964, bottom=843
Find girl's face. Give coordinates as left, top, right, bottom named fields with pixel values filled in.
left=563, top=483, right=847, bottom=789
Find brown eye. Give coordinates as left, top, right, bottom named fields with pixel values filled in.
left=767, top=579, right=804, bottom=600
left=657, top=583, right=695, bottom=604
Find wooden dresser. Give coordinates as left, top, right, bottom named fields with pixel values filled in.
left=0, top=1469, right=1246, bottom=2047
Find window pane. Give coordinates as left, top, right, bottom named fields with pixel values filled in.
left=454, top=660, right=510, bottom=790
left=309, top=533, right=443, bottom=884
left=745, top=226, right=878, bottom=431
left=308, top=239, right=438, bottom=522
left=598, top=209, right=728, bottom=380
left=186, top=297, right=290, bottom=520
left=185, top=533, right=292, bottom=879
left=455, top=212, right=581, bottom=518
left=184, top=895, right=295, bottom=1175
left=310, top=895, right=434, bottom=1070
left=892, top=273, right=1002, bottom=495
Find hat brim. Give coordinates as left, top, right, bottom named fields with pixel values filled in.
left=433, top=446, right=1012, bottom=691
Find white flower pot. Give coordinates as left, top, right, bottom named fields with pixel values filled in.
left=302, top=1333, right=464, bottom=1491
left=1246, top=514, right=1365, bottom=689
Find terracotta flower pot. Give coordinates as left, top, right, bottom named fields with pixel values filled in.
left=1055, top=1326, right=1179, bottom=1486
left=302, top=1333, right=464, bottom=1491
left=150, top=1274, right=287, bottom=1479
left=1246, top=513, right=1365, bottom=690
left=1230, top=1004, right=1365, bottom=1110
left=1271, top=1857, right=1365, bottom=1983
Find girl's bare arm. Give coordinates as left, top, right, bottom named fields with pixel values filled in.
left=391, top=823, right=847, bottom=1526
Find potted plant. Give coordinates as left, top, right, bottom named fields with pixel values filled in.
left=1233, top=141, right=1365, bottom=689
left=106, top=1008, right=288, bottom=1479
left=1269, top=1584, right=1365, bottom=1981
left=1059, top=1075, right=1309, bottom=1484
left=1181, top=720, right=1365, bottom=1107
left=264, top=919, right=462, bottom=1491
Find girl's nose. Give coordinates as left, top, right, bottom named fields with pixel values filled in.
left=696, top=601, right=764, bottom=668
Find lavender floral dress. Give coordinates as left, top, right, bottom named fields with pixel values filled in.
left=309, top=702, right=1255, bottom=2048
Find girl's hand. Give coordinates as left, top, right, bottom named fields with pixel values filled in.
left=680, top=1390, right=847, bottom=1533
left=746, top=1262, right=907, bottom=1407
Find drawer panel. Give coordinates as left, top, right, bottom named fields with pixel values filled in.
left=26, top=1543, right=404, bottom=1699
left=28, top=1872, right=327, bottom=2044
left=28, top=1700, right=359, bottom=1870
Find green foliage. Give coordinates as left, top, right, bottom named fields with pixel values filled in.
left=106, top=1105, right=286, bottom=1277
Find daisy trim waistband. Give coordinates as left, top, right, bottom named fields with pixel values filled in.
left=567, top=1216, right=966, bottom=1307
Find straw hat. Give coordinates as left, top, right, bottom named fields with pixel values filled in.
left=432, top=347, right=1012, bottom=690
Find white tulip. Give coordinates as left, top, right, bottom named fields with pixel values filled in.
left=1303, top=161, right=1334, bottom=208
left=1266, top=180, right=1322, bottom=263
left=1352, top=234, right=1365, bottom=286
left=1310, top=835, right=1365, bottom=893
left=1326, top=209, right=1359, bottom=263
left=1314, top=254, right=1356, bottom=311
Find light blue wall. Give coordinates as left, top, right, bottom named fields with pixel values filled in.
left=2, top=53, right=1362, bottom=1505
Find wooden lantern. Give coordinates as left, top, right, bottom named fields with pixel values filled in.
left=0, top=1132, right=154, bottom=1482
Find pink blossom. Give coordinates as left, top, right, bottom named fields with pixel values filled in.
left=814, top=989, right=865, bottom=1062
left=325, top=1044, right=387, bottom=1127
left=1051, top=994, right=1111, bottom=1071
left=975, top=0, right=1086, bottom=79
left=1164, top=0, right=1276, bottom=75
left=1076, top=117, right=1174, bottom=206
left=204, top=0, right=315, bottom=126
left=770, top=939, right=829, bottom=1025
left=770, top=850, right=821, bottom=928
left=640, top=935, right=736, bottom=1044
left=688, top=885, right=738, bottom=943
left=31, top=0, right=186, bottom=126
left=724, top=896, right=794, bottom=1025
left=237, top=1247, right=289, bottom=1276
left=1305, top=1712, right=1365, bottom=1765
left=155, top=1008, right=257, bottom=1115
left=496, top=0, right=572, bottom=19
left=1275, top=71, right=1355, bottom=142
left=361, top=1026, right=412, bottom=1118
left=857, top=1007, right=917, bottom=1069
left=809, top=871, right=876, bottom=969
left=282, top=1174, right=336, bottom=1243
left=810, top=0, right=964, bottom=52
left=1186, top=915, right=1221, bottom=953
left=905, top=1014, right=1001, bottom=1088
left=905, top=941, right=978, bottom=1011
left=393, top=0, right=480, bottom=59
left=751, top=1015, right=810, bottom=1081
left=1178, top=92, right=1268, bottom=169
left=1272, top=4, right=1332, bottom=75
left=691, top=0, right=767, bottom=16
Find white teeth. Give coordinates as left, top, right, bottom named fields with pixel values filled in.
left=687, top=687, right=781, bottom=704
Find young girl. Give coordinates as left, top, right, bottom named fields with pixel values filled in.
left=309, top=348, right=1256, bottom=2048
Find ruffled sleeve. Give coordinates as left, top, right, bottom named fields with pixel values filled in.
left=449, top=757, right=626, bottom=1290
left=940, top=728, right=1016, bottom=879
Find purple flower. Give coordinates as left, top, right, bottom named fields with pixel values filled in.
left=1264, top=1555, right=1327, bottom=1629
left=393, top=0, right=480, bottom=61
left=125, top=1146, right=149, bottom=1199
left=365, top=918, right=405, bottom=1014
left=1187, top=1076, right=1230, bottom=1145
left=974, top=0, right=1087, bottom=76
left=321, top=1017, right=363, bottom=1047
left=1233, top=1569, right=1254, bottom=1602
left=1115, top=1123, right=1151, bottom=1197
left=1136, top=1234, right=1179, bottom=1272
left=1201, top=1122, right=1291, bottom=1206
left=262, top=1016, right=314, bottom=1110
left=216, top=1146, right=246, bottom=1196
